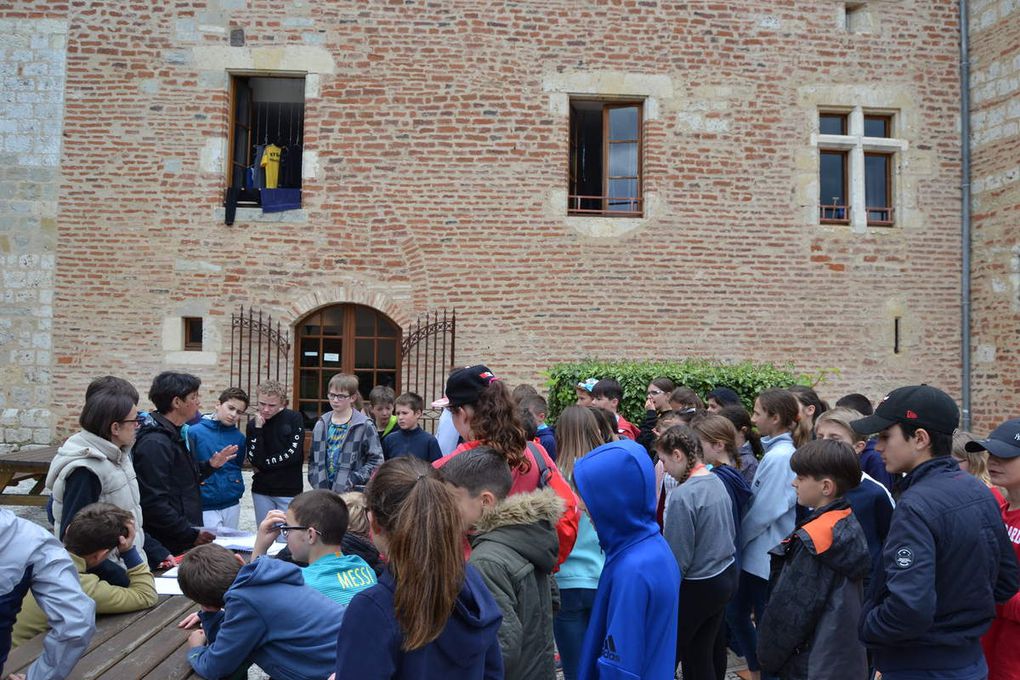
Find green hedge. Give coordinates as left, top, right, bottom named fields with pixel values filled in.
left=545, top=359, right=811, bottom=425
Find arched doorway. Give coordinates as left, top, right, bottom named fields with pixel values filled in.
left=294, top=304, right=401, bottom=429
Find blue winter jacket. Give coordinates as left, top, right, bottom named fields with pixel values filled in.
left=334, top=565, right=504, bottom=680
left=574, top=439, right=680, bottom=680
left=188, top=557, right=341, bottom=680
left=860, top=456, right=1019, bottom=673
left=740, top=432, right=797, bottom=580
left=188, top=416, right=246, bottom=511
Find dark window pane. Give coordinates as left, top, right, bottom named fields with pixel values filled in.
left=820, top=152, right=847, bottom=205
left=819, top=114, right=847, bottom=135
left=609, top=142, right=638, bottom=178
left=355, top=307, right=376, bottom=336
left=376, top=372, right=397, bottom=389
left=355, top=372, right=375, bottom=399
left=355, top=339, right=374, bottom=369
left=569, top=105, right=603, bottom=206
left=865, top=154, right=891, bottom=208
left=322, top=307, right=342, bottom=336
left=378, top=317, right=399, bottom=338
left=299, top=371, right=319, bottom=400
left=864, top=116, right=890, bottom=138
left=300, top=337, right=319, bottom=367
left=608, top=106, right=639, bottom=140
left=377, top=340, right=397, bottom=369
left=184, top=318, right=203, bottom=349
left=301, top=312, right=321, bottom=336
left=321, top=338, right=341, bottom=366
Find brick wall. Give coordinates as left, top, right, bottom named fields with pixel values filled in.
left=0, top=1, right=970, bottom=443
left=0, top=14, right=67, bottom=452
left=970, top=0, right=1020, bottom=433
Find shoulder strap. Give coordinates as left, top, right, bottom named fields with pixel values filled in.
left=526, top=442, right=552, bottom=488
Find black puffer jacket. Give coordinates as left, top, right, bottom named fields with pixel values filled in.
left=757, top=498, right=870, bottom=680
left=134, top=412, right=210, bottom=561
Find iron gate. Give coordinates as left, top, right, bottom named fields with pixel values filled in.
left=230, top=306, right=292, bottom=402
left=401, top=309, right=456, bottom=432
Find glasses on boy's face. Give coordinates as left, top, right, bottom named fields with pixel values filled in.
left=275, top=524, right=316, bottom=537
left=328, top=393, right=351, bottom=401
left=116, top=415, right=145, bottom=428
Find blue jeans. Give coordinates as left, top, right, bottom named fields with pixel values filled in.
left=881, top=658, right=988, bottom=680
left=553, top=587, right=597, bottom=680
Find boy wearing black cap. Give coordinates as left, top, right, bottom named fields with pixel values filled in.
left=851, top=386, right=1018, bottom=680
left=965, top=419, right=1020, bottom=680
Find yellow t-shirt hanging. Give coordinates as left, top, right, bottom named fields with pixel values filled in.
left=261, top=144, right=281, bottom=189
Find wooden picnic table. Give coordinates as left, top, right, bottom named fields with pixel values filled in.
left=0, top=446, right=58, bottom=506
left=1, top=595, right=200, bottom=679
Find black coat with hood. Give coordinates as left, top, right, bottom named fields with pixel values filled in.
left=757, top=497, right=870, bottom=680
left=133, top=411, right=212, bottom=562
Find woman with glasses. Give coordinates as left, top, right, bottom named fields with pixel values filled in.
left=45, top=376, right=149, bottom=579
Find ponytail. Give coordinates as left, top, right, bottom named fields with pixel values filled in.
left=365, top=458, right=464, bottom=651
left=719, top=404, right=765, bottom=460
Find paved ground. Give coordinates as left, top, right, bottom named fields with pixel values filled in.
left=7, top=471, right=750, bottom=679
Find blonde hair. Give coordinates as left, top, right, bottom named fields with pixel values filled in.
left=952, top=430, right=990, bottom=485
left=340, top=491, right=369, bottom=534
left=814, top=407, right=867, bottom=443
left=256, top=380, right=288, bottom=402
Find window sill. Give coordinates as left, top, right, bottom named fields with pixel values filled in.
left=214, top=206, right=308, bottom=224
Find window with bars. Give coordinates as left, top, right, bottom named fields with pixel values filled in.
left=569, top=99, right=643, bottom=217
left=227, top=74, right=306, bottom=208
left=817, top=109, right=897, bottom=228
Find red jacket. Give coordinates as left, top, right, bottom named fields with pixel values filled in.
left=435, top=440, right=580, bottom=568
left=984, top=488, right=1020, bottom=680
left=617, top=414, right=640, bottom=441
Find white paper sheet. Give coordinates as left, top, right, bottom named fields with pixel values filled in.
left=154, top=577, right=184, bottom=596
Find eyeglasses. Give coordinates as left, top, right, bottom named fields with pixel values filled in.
left=275, top=524, right=314, bottom=537
left=328, top=393, right=351, bottom=401
left=647, top=389, right=664, bottom=396
left=116, top=415, right=144, bottom=428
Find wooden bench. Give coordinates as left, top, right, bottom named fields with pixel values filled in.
left=0, top=446, right=58, bottom=506
left=1, top=596, right=199, bottom=679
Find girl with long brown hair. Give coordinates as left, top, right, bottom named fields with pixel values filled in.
left=552, top=406, right=607, bottom=680
left=433, top=365, right=580, bottom=566
left=333, top=457, right=503, bottom=679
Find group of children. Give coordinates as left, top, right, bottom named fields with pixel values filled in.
left=3, top=366, right=1020, bottom=680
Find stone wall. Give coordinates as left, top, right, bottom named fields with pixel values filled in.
left=0, top=16, right=66, bottom=452
left=970, top=0, right=1020, bottom=432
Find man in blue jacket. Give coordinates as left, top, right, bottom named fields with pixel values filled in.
left=852, top=385, right=1019, bottom=680
left=573, top=439, right=680, bottom=680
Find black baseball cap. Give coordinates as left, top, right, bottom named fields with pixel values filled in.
left=850, top=384, right=959, bottom=436
left=965, top=418, right=1020, bottom=459
left=431, top=364, right=499, bottom=409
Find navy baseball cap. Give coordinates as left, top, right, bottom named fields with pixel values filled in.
left=431, top=365, right=500, bottom=409
left=850, top=385, right=959, bottom=436
left=965, top=418, right=1020, bottom=459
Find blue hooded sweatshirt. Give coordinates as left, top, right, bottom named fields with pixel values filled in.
left=574, top=439, right=680, bottom=680
left=188, top=415, right=246, bottom=511
left=334, top=564, right=504, bottom=680
left=188, top=557, right=341, bottom=680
